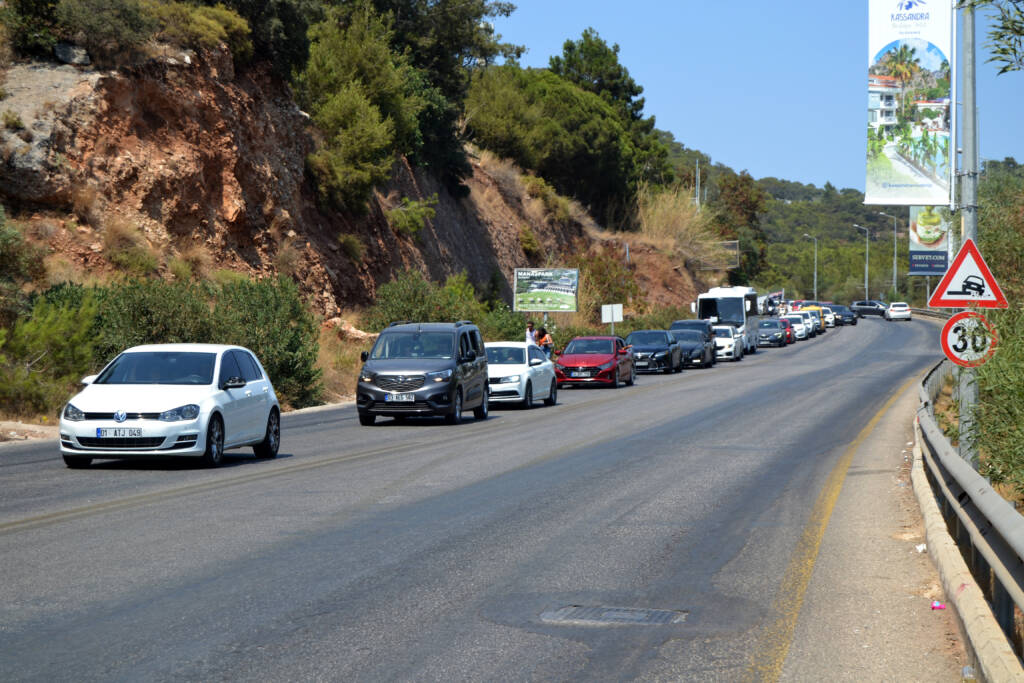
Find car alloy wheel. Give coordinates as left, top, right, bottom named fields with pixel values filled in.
left=202, top=416, right=224, bottom=468
left=254, top=409, right=280, bottom=459
left=523, top=382, right=533, bottom=408
left=544, top=379, right=557, bottom=406
left=473, top=387, right=489, bottom=420
left=446, top=389, right=463, bottom=424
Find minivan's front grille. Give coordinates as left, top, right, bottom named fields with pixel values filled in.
left=376, top=375, right=425, bottom=391
left=83, top=412, right=161, bottom=421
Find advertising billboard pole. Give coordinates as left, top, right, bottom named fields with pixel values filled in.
left=959, top=1, right=980, bottom=467
left=879, top=211, right=900, bottom=293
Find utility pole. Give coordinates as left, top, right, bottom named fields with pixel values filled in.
left=695, top=158, right=701, bottom=212
left=879, top=211, right=900, bottom=295
left=803, top=234, right=818, bottom=301
left=960, top=1, right=980, bottom=467
left=853, top=224, right=869, bottom=299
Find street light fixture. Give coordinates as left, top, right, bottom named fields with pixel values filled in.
left=802, top=233, right=817, bottom=301
left=878, top=211, right=900, bottom=295
left=853, top=224, right=869, bottom=299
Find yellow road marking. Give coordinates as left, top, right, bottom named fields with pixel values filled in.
left=748, top=374, right=919, bottom=681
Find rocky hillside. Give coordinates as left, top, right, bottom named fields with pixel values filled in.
left=0, top=47, right=706, bottom=316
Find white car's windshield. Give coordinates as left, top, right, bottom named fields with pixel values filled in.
left=95, top=352, right=217, bottom=385
left=486, top=347, right=525, bottom=365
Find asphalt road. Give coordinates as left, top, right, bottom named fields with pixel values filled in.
left=0, top=317, right=944, bottom=681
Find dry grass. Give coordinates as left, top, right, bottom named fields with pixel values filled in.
left=318, top=318, right=376, bottom=403
left=635, top=183, right=727, bottom=265
left=178, top=243, right=212, bottom=279
left=275, top=240, right=302, bottom=277
left=102, top=215, right=147, bottom=252
left=72, top=184, right=102, bottom=226
left=44, top=255, right=87, bottom=286
left=477, top=149, right=524, bottom=203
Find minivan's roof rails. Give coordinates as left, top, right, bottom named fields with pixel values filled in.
left=388, top=321, right=414, bottom=327
left=455, top=320, right=473, bottom=327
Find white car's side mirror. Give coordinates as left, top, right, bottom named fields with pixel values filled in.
left=81, top=374, right=98, bottom=385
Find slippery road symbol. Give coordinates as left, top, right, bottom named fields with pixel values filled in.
left=945, top=275, right=986, bottom=297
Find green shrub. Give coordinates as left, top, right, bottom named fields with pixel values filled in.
left=337, top=233, right=364, bottom=263
left=3, top=0, right=60, bottom=56
left=147, top=1, right=252, bottom=63
left=210, top=268, right=248, bottom=287
left=0, top=291, right=98, bottom=416
left=518, top=225, right=542, bottom=259
left=307, top=82, right=395, bottom=212
left=91, top=279, right=216, bottom=365
left=109, top=245, right=159, bottom=276
left=55, top=0, right=158, bottom=63
left=385, top=194, right=437, bottom=238
left=213, top=276, right=322, bottom=408
left=2, top=110, right=23, bottom=130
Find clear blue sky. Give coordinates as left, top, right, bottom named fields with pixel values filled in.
left=493, top=2, right=1024, bottom=192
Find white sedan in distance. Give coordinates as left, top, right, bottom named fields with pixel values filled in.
left=485, top=342, right=557, bottom=408
left=59, top=344, right=280, bottom=468
left=712, top=325, right=744, bottom=361
left=884, top=302, right=912, bottom=321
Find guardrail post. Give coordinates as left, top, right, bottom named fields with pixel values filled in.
left=993, top=581, right=1014, bottom=641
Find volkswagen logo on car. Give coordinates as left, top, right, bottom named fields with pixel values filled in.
left=114, top=410, right=127, bottom=423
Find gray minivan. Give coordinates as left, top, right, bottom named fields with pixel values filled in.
left=356, top=321, right=488, bottom=425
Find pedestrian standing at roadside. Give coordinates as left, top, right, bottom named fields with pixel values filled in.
left=525, top=321, right=537, bottom=345
left=536, top=327, right=553, bottom=357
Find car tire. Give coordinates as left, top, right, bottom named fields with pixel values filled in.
left=473, top=387, right=489, bottom=420
left=253, top=409, right=280, bottom=459
left=626, top=365, right=635, bottom=386
left=523, top=381, right=534, bottom=409
left=612, top=369, right=621, bottom=389
left=63, top=455, right=92, bottom=468
left=446, top=389, right=463, bottom=424
left=359, top=412, right=376, bottom=426
left=544, top=379, right=557, bottom=406
left=200, top=415, right=224, bottom=468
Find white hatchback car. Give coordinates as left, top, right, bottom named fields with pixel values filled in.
left=484, top=342, right=557, bottom=408
left=712, top=325, right=744, bottom=361
left=885, top=302, right=912, bottom=321
left=59, top=344, right=280, bottom=468
left=782, top=315, right=809, bottom=340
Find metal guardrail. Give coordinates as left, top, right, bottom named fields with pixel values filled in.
left=911, top=307, right=952, bottom=321
left=917, top=358, right=1024, bottom=661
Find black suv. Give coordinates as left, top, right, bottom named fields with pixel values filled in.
left=357, top=321, right=489, bottom=425
left=851, top=300, right=887, bottom=316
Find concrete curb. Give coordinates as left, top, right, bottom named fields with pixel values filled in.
left=911, top=419, right=1024, bottom=681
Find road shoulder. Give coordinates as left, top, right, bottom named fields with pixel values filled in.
left=781, top=381, right=966, bottom=680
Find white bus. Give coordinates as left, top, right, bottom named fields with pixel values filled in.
left=691, top=286, right=761, bottom=354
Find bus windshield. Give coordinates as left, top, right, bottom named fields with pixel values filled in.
left=698, top=297, right=745, bottom=325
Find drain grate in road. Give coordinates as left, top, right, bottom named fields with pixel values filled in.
left=540, top=605, right=688, bottom=626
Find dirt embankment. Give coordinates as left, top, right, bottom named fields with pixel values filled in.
left=0, top=47, right=705, bottom=314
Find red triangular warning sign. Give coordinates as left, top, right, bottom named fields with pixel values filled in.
left=929, top=239, right=1008, bottom=308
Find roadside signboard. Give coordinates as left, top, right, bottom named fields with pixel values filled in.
left=941, top=311, right=998, bottom=367
left=601, top=304, right=623, bottom=324
left=928, top=239, right=1008, bottom=308
left=908, top=206, right=949, bottom=275
left=513, top=269, right=578, bottom=313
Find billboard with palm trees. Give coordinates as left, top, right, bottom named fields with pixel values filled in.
left=866, top=1, right=952, bottom=205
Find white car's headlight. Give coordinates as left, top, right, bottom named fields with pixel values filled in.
left=497, top=374, right=520, bottom=384
left=159, top=404, right=200, bottom=422
left=63, top=403, right=85, bottom=421
left=426, top=369, right=453, bottom=383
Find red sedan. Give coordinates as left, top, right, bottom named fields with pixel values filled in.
left=553, top=336, right=635, bottom=388
left=778, top=317, right=795, bottom=344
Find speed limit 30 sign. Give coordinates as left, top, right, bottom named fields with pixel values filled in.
left=941, top=311, right=998, bottom=367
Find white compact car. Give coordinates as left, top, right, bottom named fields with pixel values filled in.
left=885, top=302, right=912, bottom=321
left=484, top=342, right=557, bottom=408
left=59, top=344, right=280, bottom=468
left=782, top=315, right=809, bottom=340
left=712, top=325, right=744, bottom=361
left=822, top=307, right=836, bottom=327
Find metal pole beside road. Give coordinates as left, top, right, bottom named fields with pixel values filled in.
left=959, top=2, right=980, bottom=467
left=803, top=233, right=817, bottom=301
left=879, top=211, right=899, bottom=295
left=854, top=224, right=869, bottom=300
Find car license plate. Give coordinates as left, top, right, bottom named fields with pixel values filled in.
left=571, top=371, right=589, bottom=378
left=384, top=392, right=415, bottom=402
left=96, top=428, right=142, bottom=438
left=636, top=361, right=648, bottom=367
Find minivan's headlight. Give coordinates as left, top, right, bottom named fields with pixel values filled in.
left=426, top=369, right=453, bottom=383
left=63, top=403, right=85, bottom=421
left=159, top=404, right=200, bottom=422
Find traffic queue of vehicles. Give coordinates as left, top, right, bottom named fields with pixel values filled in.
left=58, top=290, right=883, bottom=467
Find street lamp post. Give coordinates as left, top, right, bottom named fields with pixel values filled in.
left=802, top=233, right=817, bottom=301
left=878, top=211, right=899, bottom=295
left=853, top=224, right=869, bottom=299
